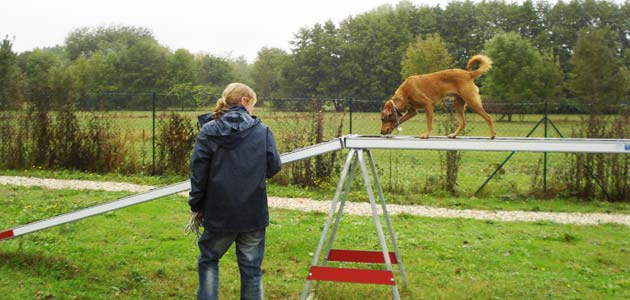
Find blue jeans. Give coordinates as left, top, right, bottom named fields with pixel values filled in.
left=197, top=228, right=266, bottom=300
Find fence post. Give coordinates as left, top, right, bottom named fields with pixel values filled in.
left=152, top=92, right=156, bottom=176
left=543, top=100, right=548, bottom=193
left=349, top=98, right=353, bottom=134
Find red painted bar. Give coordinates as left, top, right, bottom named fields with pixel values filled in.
left=307, top=266, right=395, bottom=285
left=0, top=229, right=14, bottom=240
left=327, top=249, right=398, bottom=264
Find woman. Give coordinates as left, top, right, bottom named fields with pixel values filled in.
left=188, top=83, right=282, bottom=300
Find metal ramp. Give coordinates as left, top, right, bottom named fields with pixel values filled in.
left=0, top=137, right=344, bottom=241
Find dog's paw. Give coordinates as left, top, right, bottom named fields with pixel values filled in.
left=419, top=133, right=429, bottom=139
left=447, top=133, right=457, bottom=139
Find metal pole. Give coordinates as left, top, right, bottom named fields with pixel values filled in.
left=475, top=117, right=546, bottom=195
left=301, top=149, right=356, bottom=300
left=367, top=150, right=408, bottom=287
left=322, top=158, right=360, bottom=266
left=349, top=98, right=353, bottom=134
left=544, top=101, right=548, bottom=193
left=152, top=92, right=156, bottom=176
left=357, top=150, right=400, bottom=300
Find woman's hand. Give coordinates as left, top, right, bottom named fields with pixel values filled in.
left=193, top=210, right=203, bottom=221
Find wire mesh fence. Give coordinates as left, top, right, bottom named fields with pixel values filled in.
left=1, top=93, right=629, bottom=201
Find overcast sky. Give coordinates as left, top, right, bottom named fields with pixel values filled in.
left=2, top=0, right=454, bottom=62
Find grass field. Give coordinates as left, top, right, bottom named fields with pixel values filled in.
left=1, top=185, right=629, bottom=299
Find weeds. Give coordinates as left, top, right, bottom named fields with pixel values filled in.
left=272, top=97, right=345, bottom=187
left=557, top=109, right=630, bottom=201
left=155, top=112, right=197, bottom=175
left=0, top=108, right=134, bottom=174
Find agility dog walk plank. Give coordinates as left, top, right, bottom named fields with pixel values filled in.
left=0, top=138, right=344, bottom=241
left=345, top=135, right=630, bottom=154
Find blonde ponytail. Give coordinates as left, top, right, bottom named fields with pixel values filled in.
left=212, top=83, right=257, bottom=119
left=212, top=97, right=230, bottom=119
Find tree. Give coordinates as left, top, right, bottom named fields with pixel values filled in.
left=166, top=48, right=195, bottom=87
left=537, top=48, right=564, bottom=101
left=194, top=53, right=234, bottom=87
left=437, top=1, right=481, bottom=68
left=0, top=36, right=22, bottom=109
left=229, top=56, right=255, bottom=88
left=19, top=48, right=61, bottom=110
left=115, top=38, right=169, bottom=93
left=252, top=47, right=289, bottom=98
left=65, top=25, right=155, bottom=61
left=337, top=3, right=414, bottom=100
left=483, top=32, right=560, bottom=120
left=167, top=82, right=213, bottom=108
left=567, top=27, right=626, bottom=107
left=544, top=0, right=626, bottom=73
left=400, top=33, right=453, bottom=78
left=288, top=20, right=343, bottom=98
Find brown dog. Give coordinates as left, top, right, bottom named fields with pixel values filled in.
left=380, top=55, right=496, bottom=139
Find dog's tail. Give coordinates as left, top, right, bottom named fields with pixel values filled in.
left=467, top=55, right=493, bottom=79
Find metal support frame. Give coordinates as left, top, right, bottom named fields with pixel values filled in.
left=301, top=149, right=407, bottom=300
left=475, top=116, right=614, bottom=197
left=476, top=116, right=549, bottom=195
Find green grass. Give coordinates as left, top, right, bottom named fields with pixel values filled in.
left=1, top=185, right=629, bottom=299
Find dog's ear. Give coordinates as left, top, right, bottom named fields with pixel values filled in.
left=381, top=101, right=394, bottom=120
left=380, top=104, right=388, bottom=119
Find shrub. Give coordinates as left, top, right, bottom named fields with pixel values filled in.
left=556, top=110, right=630, bottom=201
left=155, top=112, right=197, bottom=175
left=271, top=97, right=345, bottom=187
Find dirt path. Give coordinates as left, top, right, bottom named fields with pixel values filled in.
left=2, top=176, right=629, bottom=226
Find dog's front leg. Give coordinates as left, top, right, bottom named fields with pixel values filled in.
left=419, top=105, right=434, bottom=139
left=399, top=109, right=417, bottom=125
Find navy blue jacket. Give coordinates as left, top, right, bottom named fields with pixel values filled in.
left=188, top=106, right=282, bottom=232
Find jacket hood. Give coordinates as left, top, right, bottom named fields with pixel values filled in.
left=200, top=106, right=262, bottom=149
left=197, top=113, right=214, bottom=128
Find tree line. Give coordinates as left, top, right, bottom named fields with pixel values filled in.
left=1, top=0, right=629, bottom=111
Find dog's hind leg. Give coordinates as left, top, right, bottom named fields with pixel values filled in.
left=419, top=104, right=434, bottom=139
left=465, top=95, right=496, bottom=139
left=448, top=96, right=467, bottom=138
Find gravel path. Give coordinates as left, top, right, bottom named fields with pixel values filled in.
left=2, top=176, right=629, bottom=226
